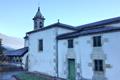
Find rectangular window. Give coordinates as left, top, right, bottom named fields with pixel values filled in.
left=93, top=36, right=102, bottom=47
left=38, top=39, right=43, bottom=51
left=68, top=39, right=74, bottom=48
left=94, top=60, right=103, bottom=71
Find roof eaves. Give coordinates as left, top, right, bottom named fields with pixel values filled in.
left=57, top=27, right=120, bottom=40
left=77, top=17, right=120, bottom=30
left=27, top=23, right=76, bottom=34
left=5, top=47, right=28, bottom=57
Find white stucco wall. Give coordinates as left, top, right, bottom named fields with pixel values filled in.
left=75, top=31, right=120, bottom=80
left=75, top=36, right=93, bottom=79
left=22, top=52, right=28, bottom=69
left=27, top=26, right=75, bottom=77
left=58, top=40, right=68, bottom=78
left=58, top=38, right=84, bottom=79
left=27, top=21, right=120, bottom=79
left=58, top=30, right=120, bottom=80
left=28, top=28, right=57, bottom=76
left=102, top=32, right=120, bottom=80
left=24, top=38, right=29, bottom=47
left=57, top=28, right=74, bottom=35
left=78, top=32, right=120, bottom=80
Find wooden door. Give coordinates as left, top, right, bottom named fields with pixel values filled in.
left=68, top=59, right=76, bottom=80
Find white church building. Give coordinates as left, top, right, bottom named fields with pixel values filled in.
left=22, top=7, right=120, bottom=80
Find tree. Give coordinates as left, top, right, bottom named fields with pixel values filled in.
left=0, top=39, right=3, bottom=55
left=0, top=39, right=4, bottom=63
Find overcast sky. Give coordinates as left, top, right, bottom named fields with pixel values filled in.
left=0, top=0, right=120, bottom=38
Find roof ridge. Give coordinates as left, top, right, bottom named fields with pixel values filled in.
left=27, top=22, right=77, bottom=34
left=76, top=16, right=120, bottom=30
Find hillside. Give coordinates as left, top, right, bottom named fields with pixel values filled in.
left=0, top=33, right=24, bottom=49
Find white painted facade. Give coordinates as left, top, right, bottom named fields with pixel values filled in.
left=22, top=36, right=29, bottom=69
left=58, top=31, right=120, bottom=80
left=23, top=7, right=120, bottom=80
left=22, top=51, right=28, bottom=69
left=27, top=27, right=74, bottom=76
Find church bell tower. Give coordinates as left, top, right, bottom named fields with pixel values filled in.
left=33, top=7, right=45, bottom=30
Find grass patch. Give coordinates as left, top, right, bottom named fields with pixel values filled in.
left=15, top=72, right=48, bottom=80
